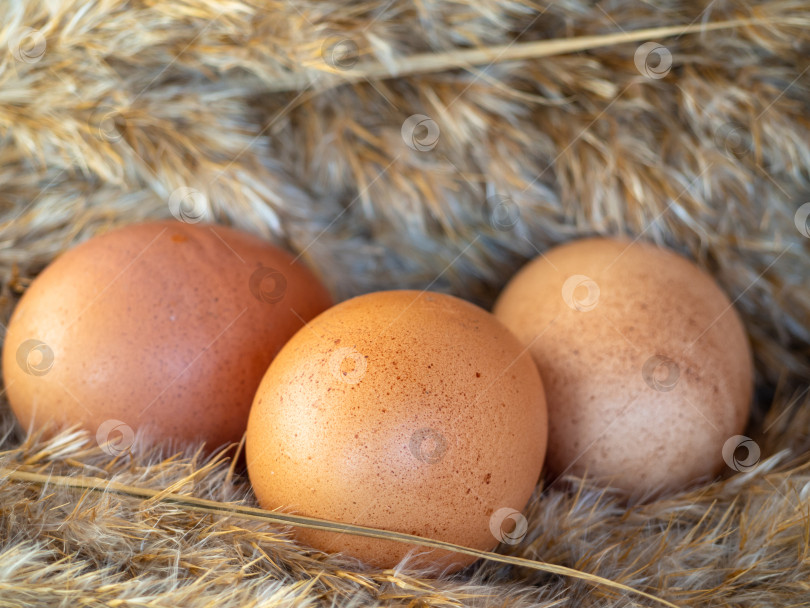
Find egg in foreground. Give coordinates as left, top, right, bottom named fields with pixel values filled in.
left=2, top=220, right=332, bottom=450
left=246, top=290, right=548, bottom=572
left=494, top=238, right=753, bottom=496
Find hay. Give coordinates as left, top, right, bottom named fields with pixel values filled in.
left=1, top=0, right=809, bottom=605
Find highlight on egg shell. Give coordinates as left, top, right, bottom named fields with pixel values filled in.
left=245, top=290, right=548, bottom=573
left=2, top=220, right=332, bottom=452
left=494, top=237, right=754, bottom=497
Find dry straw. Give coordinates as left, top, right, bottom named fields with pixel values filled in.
left=1, top=467, right=679, bottom=607
left=270, top=18, right=791, bottom=92
left=1, top=1, right=809, bottom=606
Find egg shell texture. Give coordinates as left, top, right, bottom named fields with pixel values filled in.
left=494, top=238, right=753, bottom=495
left=246, top=290, right=548, bottom=572
left=2, top=220, right=332, bottom=450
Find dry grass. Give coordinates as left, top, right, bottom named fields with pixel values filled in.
left=0, top=0, right=809, bottom=605
left=0, top=465, right=680, bottom=607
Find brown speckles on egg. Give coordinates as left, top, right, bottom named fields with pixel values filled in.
left=245, top=290, right=547, bottom=573
left=2, top=220, right=332, bottom=450
left=494, top=237, right=753, bottom=496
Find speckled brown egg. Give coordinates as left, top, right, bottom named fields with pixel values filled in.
left=246, top=290, right=547, bottom=572
left=494, top=238, right=753, bottom=496
left=2, top=220, right=332, bottom=450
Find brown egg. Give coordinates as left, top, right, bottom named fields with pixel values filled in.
left=246, top=290, right=547, bottom=572
left=494, top=238, right=753, bottom=496
left=2, top=220, right=332, bottom=450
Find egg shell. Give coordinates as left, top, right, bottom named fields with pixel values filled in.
left=246, top=290, right=548, bottom=572
left=2, top=220, right=332, bottom=450
left=494, top=237, right=753, bottom=496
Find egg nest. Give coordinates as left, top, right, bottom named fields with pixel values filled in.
left=1, top=1, right=809, bottom=606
